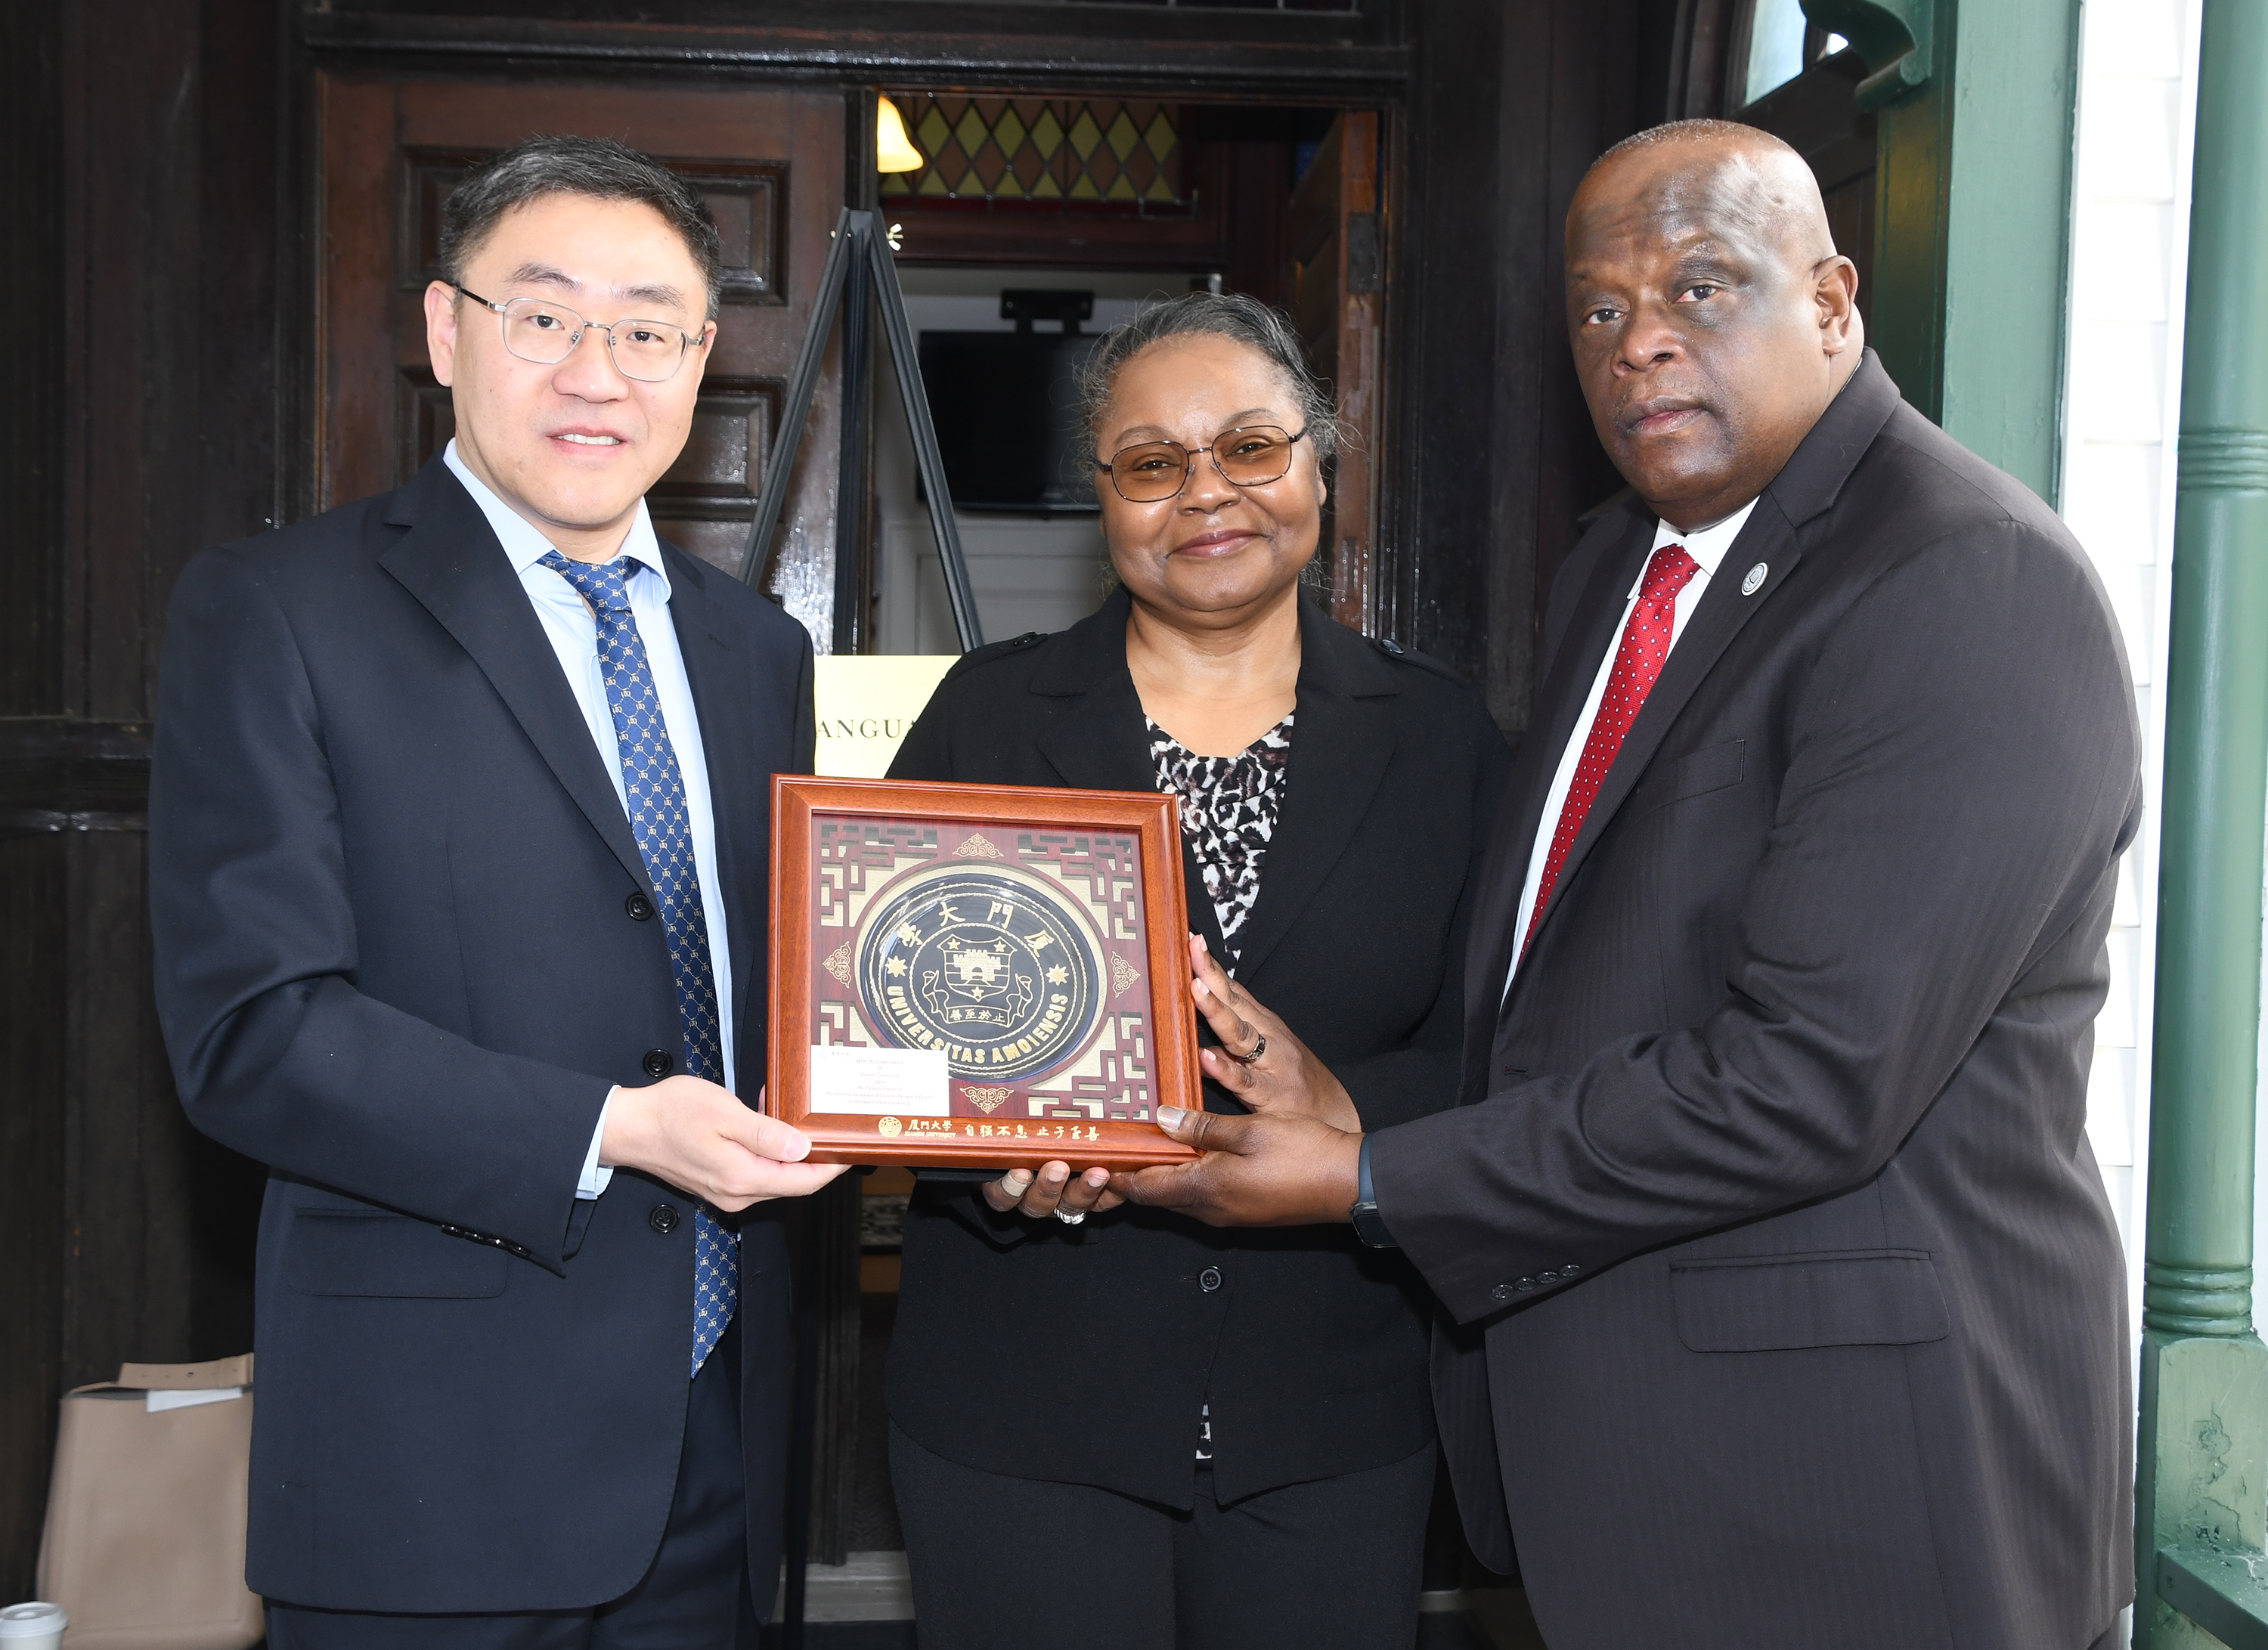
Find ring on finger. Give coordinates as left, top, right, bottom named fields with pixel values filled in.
left=1222, top=1031, right=1267, bottom=1067
left=1052, top=1206, right=1087, bottom=1225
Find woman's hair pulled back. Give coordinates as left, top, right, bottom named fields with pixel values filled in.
left=1075, top=292, right=1342, bottom=466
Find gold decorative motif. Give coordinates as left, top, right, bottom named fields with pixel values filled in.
left=953, top=833, right=1005, bottom=860
left=962, top=1085, right=1014, bottom=1114
left=823, top=940, right=856, bottom=986
left=1111, top=955, right=1142, bottom=997
left=878, top=1116, right=903, bottom=1137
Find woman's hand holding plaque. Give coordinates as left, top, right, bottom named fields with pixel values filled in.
left=1182, top=933, right=1361, bottom=1131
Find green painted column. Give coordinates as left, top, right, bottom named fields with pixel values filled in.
left=2138, top=2, right=2268, bottom=1645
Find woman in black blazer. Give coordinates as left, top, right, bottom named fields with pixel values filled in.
left=885, top=293, right=1511, bottom=1650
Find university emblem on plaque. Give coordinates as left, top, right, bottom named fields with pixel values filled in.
left=773, top=776, right=1204, bottom=1169
left=854, top=863, right=1107, bottom=1082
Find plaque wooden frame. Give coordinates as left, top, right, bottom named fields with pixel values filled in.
left=767, top=775, right=1202, bottom=1169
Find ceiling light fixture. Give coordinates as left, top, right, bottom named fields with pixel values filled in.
left=877, top=96, right=924, bottom=173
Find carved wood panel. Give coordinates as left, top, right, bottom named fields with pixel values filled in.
left=317, top=74, right=845, bottom=642
left=1287, top=110, right=1382, bottom=633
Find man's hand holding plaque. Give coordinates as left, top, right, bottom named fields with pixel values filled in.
left=602, top=1075, right=846, bottom=1210
left=990, top=933, right=1365, bottom=1225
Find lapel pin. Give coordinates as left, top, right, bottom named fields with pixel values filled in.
left=1740, top=562, right=1768, bottom=596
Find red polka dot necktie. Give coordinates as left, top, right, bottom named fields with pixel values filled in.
left=1521, top=542, right=1700, bottom=960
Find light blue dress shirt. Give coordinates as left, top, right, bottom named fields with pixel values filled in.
left=443, top=441, right=735, bottom=1199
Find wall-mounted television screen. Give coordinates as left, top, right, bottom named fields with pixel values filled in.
left=917, top=330, right=1102, bottom=515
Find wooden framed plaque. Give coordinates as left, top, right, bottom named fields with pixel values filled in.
left=767, top=775, right=1203, bottom=1169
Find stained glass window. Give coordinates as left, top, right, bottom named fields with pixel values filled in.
left=881, top=96, right=1186, bottom=212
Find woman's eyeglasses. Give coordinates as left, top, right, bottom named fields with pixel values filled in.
left=1095, top=425, right=1309, bottom=503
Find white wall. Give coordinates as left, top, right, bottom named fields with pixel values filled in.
left=2056, top=0, right=2203, bottom=1323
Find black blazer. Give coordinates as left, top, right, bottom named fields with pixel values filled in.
left=148, top=457, right=815, bottom=1613
left=1372, top=355, right=2138, bottom=1649
left=885, top=587, right=1512, bottom=1506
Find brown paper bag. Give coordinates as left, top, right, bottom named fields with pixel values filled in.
left=36, top=1356, right=262, bottom=1650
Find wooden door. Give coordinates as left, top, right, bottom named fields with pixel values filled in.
left=1285, top=110, right=1382, bottom=634
left=314, top=74, right=847, bottom=641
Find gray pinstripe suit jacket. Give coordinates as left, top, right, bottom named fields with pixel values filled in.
left=1373, top=354, right=2138, bottom=1650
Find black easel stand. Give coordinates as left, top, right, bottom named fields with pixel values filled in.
left=767, top=209, right=978, bottom=1650
left=739, top=207, right=984, bottom=655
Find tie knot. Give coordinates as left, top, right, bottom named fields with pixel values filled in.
left=540, top=549, right=634, bottom=614
left=1642, top=542, right=1701, bottom=603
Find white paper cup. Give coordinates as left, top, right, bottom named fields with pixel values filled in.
left=0, top=1602, right=67, bottom=1649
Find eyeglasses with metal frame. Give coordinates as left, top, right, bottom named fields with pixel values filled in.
left=1095, top=424, right=1310, bottom=503
left=452, top=285, right=711, bottom=384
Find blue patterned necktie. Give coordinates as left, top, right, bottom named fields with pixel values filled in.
left=540, top=550, right=737, bottom=1379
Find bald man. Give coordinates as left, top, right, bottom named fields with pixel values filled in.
left=1115, top=120, right=2136, bottom=1648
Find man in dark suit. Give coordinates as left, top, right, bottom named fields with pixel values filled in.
left=149, top=136, right=841, bottom=1645
left=1119, top=121, right=2136, bottom=1648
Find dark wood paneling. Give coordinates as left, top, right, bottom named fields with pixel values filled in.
left=1391, top=0, right=1635, bottom=736
left=1658, top=0, right=1734, bottom=120
left=1386, top=0, right=1507, bottom=704
left=0, top=1, right=64, bottom=722
left=302, top=1, right=1410, bottom=101
left=0, top=0, right=282, bottom=1594
left=1533, top=0, right=1646, bottom=642
left=0, top=835, right=67, bottom=1600
left=1287, top=110, right=1383, bottom=631
left=0, top=720, right=152, bottom=834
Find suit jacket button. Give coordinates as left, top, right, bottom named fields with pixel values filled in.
left=625, top=891, right=655, bottom=921
left=642, top=1048, right=674, bottom=1079
left=1200, top=1267, right=1222, bottom=1292
left=649, top=1203, right=680, bottom=1234
left=1491, top=1283, right=1517, bottom=1302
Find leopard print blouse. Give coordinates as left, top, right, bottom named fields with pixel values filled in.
left=1145, top=714, right=1295, bottom=971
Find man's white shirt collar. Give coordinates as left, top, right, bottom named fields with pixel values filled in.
left=1637, top=496, right=1760, bottom=594
left=442, top=438, right=669, bottom=593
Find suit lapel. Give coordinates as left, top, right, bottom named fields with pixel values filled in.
left=1231, top=600, right=1398, bottom=982
left=664, top=546, right=762, bottom=1051
left=1503, top=352, right=1905, bottom=992
left=1507, top=501, right=1803, bottom=994
left=377, top=461, right=649, bottom=892
left=1462, top=512, right=1653, bottom=1030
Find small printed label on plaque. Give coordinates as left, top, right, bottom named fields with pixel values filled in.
left=807, top=1045, right=950, bottom=1116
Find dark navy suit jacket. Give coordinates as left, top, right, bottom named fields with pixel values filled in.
left=148, top=457, right=814, bottom=1613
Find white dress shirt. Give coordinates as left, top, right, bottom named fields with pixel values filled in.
left=1504, top=498, right=1761, bottom=996
left=443, top=441, right=735, bottom=1197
